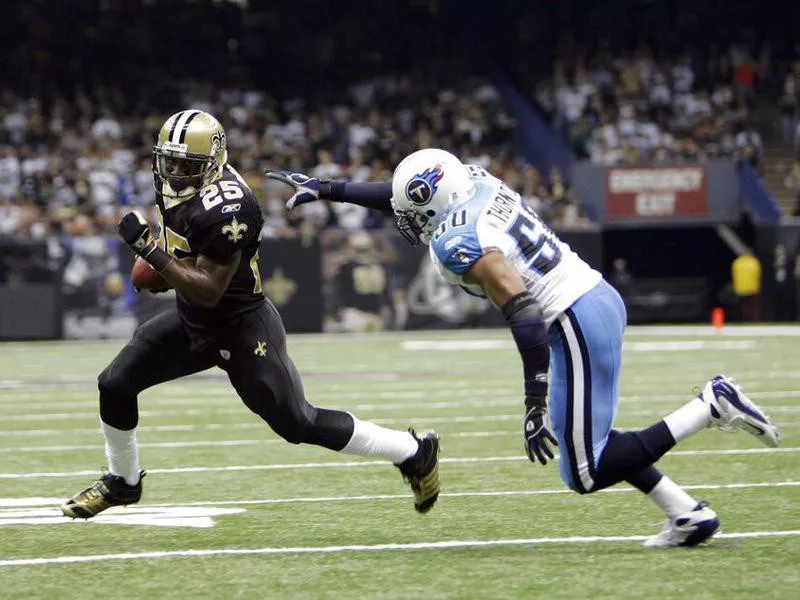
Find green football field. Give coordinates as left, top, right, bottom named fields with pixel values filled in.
left=1, top=325, right=798, bottom=599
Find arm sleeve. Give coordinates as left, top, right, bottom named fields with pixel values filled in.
left=329, top=181, right=393, bottom=215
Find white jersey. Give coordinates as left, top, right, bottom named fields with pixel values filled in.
left=429, top=165, right=601, bottom=326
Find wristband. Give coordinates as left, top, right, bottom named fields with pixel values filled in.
left=144, top=246, right=173, bottom=272
left=525, top=395, right=547, bottom=410
left=319, top=180, right=333, bottom=200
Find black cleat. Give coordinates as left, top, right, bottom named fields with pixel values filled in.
left=60, top=470, right=145, bottom=519
left=397, top=430, right=440, bottom=514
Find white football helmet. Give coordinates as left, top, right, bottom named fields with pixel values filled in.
left=391, top=148, right=475, bottom=245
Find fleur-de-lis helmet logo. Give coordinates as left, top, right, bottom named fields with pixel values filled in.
left=210, top=130, right=226, bottom=155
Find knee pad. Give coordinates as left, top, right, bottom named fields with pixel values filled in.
left=98, top=364, right=138, bottom=430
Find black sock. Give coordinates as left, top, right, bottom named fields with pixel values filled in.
left=626, top=465, right=664, bottom=494
left=591, top=424, right=676, bottom=491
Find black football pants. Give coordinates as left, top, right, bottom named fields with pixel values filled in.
left=97, top=301, right=354, bottom=450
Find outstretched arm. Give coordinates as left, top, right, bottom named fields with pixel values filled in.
left=266, top=171, right=393, bottom=214
left=465, top=250, right=557, bottom=465
left=328, top=181, right=393, bottom=214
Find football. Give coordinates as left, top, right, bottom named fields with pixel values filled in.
left=131, top=257, right=170, bottom=290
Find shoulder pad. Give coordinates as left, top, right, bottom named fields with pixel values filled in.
left=430, top=209, right=483, bottom=276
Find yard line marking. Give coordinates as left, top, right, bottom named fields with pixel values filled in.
left=401, top=340, right=758, bottom=351
left=2, top=530, right=800, bottom=567
left=3, top=481, right=798, bottom=514
left=1, top=430, right=514, bottom=453
left=2, top=403, right=798, bottom=438
left=3, top=400, right=800, bottom=424
left=4, top=439, right=281, bottom=452
left=4, top=426, right=800, bottom=453
left=2, top=447, right=799, bottom=479
left=2, top=385, right=799, bottom=415
left=624, top=325, right=800, bottom=337
left=105, top=480, right=800, bottom=509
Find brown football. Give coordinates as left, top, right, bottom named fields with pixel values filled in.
left=131, top=257, right=170, bottom=290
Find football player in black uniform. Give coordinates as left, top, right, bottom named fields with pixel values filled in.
left=61, top=110, right=440, bottom=518
left=332, top=233, right=391, bottom=332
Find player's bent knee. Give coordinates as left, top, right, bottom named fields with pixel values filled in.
left=559, top=471, right=595, bottom=495
left=97, top=365, right=139, bottom=430
left=97, top=365, right=128, bottom=400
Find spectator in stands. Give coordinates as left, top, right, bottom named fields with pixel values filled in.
left=735, top=121, right=764, bottom=171
left=734, top=54, right=757, bottom=109
left=794, top=255, right=800, bottom=321
left=779, top=69, right=798, bottom=148
left=772, top=243, right=794, bottom=321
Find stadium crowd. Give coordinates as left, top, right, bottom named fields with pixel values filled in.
left=532, top=41, right=768, bottom=169
left=0, top=73, right=594, bottom=242
left=1, top=0, right=796, bottom=244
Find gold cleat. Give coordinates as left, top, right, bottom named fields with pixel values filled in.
left=61, top=471, right=145, bottom=519
left=397, top=430, right=440, bottom=513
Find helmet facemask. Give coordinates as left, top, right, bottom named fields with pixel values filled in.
left=393, top=207, right=433, bottom=246
left=153, top=144, right=218, bottom=198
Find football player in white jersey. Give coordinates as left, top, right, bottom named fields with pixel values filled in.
left=268, top=148, right=780, bottom=548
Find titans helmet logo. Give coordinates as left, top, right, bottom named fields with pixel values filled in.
left=405, top=164, right=444, bottom=206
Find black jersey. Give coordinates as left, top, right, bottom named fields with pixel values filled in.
left=155, top=164, right=264, bottom=349
left=334, top=260, right=389, bottom=314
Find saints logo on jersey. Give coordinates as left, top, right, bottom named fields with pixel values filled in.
left=222, top=217, right=248, bottom=243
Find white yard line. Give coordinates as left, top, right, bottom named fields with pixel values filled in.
left=2, top=385, right=798, bottom=415
left=2, top=400, right=798, bottom=438
left=94, top=480, right=800, bottom=509
left=3, top=480, right=798, bottom=512
left=3, top=398, right=799, bottom=423
left=2, top=530, right=800, bottom=567
left=2, top=447, right=799, bottom=479
left=4, top=427, right=800, bottom=453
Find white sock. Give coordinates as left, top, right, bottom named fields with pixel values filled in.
left=662, top=397, right=710, bottom=443
left=102, top=421, right=141, bottom=486
left=340, top=416, right=419, bottom=464
left=648, top=476, right=698, bottom=519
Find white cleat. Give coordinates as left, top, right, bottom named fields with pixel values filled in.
left=643, top=501, right=720, bottom=548
left=700, top=375, right=780, bottom=448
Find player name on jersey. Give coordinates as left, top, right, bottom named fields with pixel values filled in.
left=484, top=184, right=518, bottom=225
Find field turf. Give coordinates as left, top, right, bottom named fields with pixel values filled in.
left=0, top=325, right=798, bottom=599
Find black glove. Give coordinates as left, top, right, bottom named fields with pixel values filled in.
left=524, top=402, right=558, bottom=465
left=118, top=211, right=172, bottom=272
left=119, top=211, right=158, bottom=257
